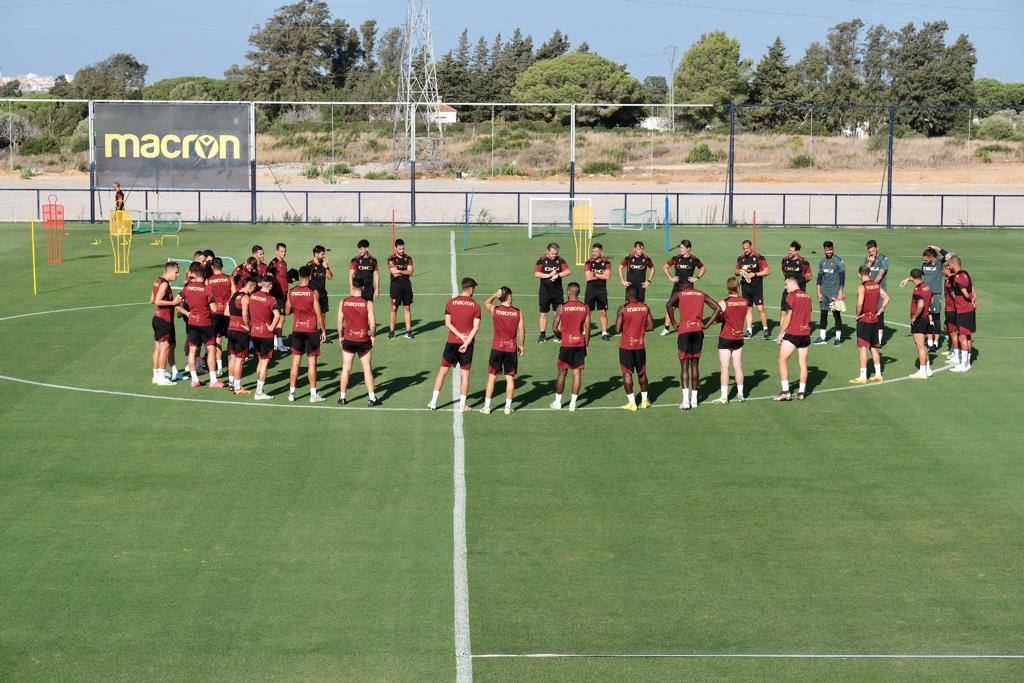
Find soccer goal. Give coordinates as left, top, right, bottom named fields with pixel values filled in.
left=527, top=196, right=592, bottom=239
left=608, top=208, right=658, bottom=231
left=132, top=210, right=182, bottom=235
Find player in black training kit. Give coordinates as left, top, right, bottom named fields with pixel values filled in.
left=349, top=239, right=379, bottom=301
left=387, top=239, right=415, bottom=339
left=307, top=245, right=333, bottom=341
left=584, top=243, right=613, bottom=341
left=779, top=240, right=812, bottom=309
left=617, top=241, right=655, bottom=303
left=661, top=239, right=706, bottom=336
left=735, top=239, right=772, bottom=339
left=534, top=242, right=571, bottom=343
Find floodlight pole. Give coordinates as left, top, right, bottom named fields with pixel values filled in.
left=569, top=104, right=576, bottom=224
left=88, top=101, right=95, bottom=224
left=250, top=103, right=257, bottom=224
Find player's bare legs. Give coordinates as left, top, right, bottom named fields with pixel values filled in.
left=689, top=356, right=701, bottom=408
left=796, top=347, right=809, bottom=398
left=359, top=353, right=376, bottom=400
left=716, top=348, right=731, bottom=403
left=731, top=349, right=744, bottom=400
left=389, top=302, right=398, bottom=335
left=288, top=354, right=303, bottom=398
left=166, top=342, right=180, bottom=380
left=428, top=366, right=450, bottom=410
left=598, top=309, right=608, bottom=337
left=571, top=368, right=582, bottom=399
left=551, top=367, right=569, bottom=409
left=503, top=375, right=515, bottom=405
left=307, top=356, right=320, bottom=401
left=679, top=358, right=692, bottom=410
left=775, top=340, right=797, bottom=400
left=538, top=312, right=549, bottom=340
left=254, top=356, right=272, bottom=399
left=910, top=332, right=930, bottom=378
left=339, top=350, right=354, bottom=396
left=483, top=373, right=498, bottom=406
left=402, top=305, right=412, bottom=336
left=459, top=368, right=471, bottom=412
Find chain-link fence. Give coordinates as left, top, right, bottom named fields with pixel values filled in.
left=2, top=98, right=1022, bottom=227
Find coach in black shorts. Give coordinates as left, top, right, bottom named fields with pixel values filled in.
left=534, top=243, right=571, bottom=343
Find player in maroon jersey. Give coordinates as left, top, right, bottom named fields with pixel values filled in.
left=775, top=276, right=814, bottom=400
left=907, top=268, right=934, bottom=379
left=667, top=284, right=722, bottom=410
left=941, top=261, right=961, bottom=367
left=248, top=275, right=282, bottom=400
left=226, top=277, right=256, bottom=395
left=207, top=257, right=233, bottom=379
left=150, top=261, right=183, bottom=385
left=338, top=284, right=379, bottom=406
left=429, top=278, right=481, bottom=412
left=711, top=277, right=750, bottom=404
left=849, top=265, right=890, bottom=384
left=251, top=245, right=269, bottom=278
left=584, top=244, right=613, bottom=341
left=535, top=243, right=571, bottom=343
left=481, top=287, right=526, bottom=414
left=616, top=286, right=655, bottom=410
left=268, top=242, right=296, bottom=353
left=551, top=283, right=590, bottom=411
left=948, top=256, right=977, bottom=373
left=284, top=266, right=327, bottom=403
left=176, top=262, right=224, bottom=389
left=232, top=256, right=260, bottom=288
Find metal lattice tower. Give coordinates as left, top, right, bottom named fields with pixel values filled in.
left=393, top=0, right=443, bottom=171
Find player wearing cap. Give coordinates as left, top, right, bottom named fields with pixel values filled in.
left=535, top=243, right=571, bottom=343
left=815, top=240, right=846, bottom=346
left=864, top=239, right=889, bottom=346
left=907, top=268, right=934, bottom=379
left=849, top=265, right=889, bottom=384
left=349, top=239, right=379, bottom=301
left=481, top=287, right=525, bottom=415
left=338, top=284, right=379, bottom=406
left=307, top=245, right=333, bottom=339
left=660, top=239, right=706, bottom=336
left=248, top=275, right=282, bottom=400
left=285, top=266, right=327, bottom=403
left=616, top=286, right=654, bottom=410
left=150, top=261, right=183, bottom=385
left=551, top=282, right=590, bottom=411
left=667, top=283, right=722, bottom=410
left=387, top=239, right=415, bottom=339
left=583, top=243, right=613, bottom=341
left=711, top=277, right=750, bottom=404
left=735, top=239, right=771, bottom=339
left=429, top=278, right=482, bottom=412
left=775, top=276, right=813, bottom=401
left=618, top=241, right=655, bottom=304
left=948, top=255, right=977, bottom=373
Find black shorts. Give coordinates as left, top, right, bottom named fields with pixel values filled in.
left=618, top=347, right=647, bottom=374
left=390, top=279, right=414, bottom=306
left=488, top=349, right=519, bottom=376
left=677, top=331, right=704, bottom=359
left=152, top=316, right=175, bottom=344
left=957, top=310, right=976, bottom=335
left=629, top=282, right=648, bottom=303
left=718, top=337, right=744, bottom=351
left=187, top=325, right=215, bottom=348
left=741, top=283, right=763, bottom=307
left=442, top=341, right=475, bottom=369
left=856, top=321, right=881, bottom=348
left=212, top=313, right=229, bottom=337
left=911, top=316, right=930, bottom=335
left=539, top=287, right=564, bottom=313
left=585, top=286, right=608, bottom=312
left=945, top=310, right=958, bottom=334
left=227, top=330, right=250, bottom=357
left=354, top=280, right=374, bottom=301
left=342, top=339, right=373, bottom=357
left=274, top=295, right=287, bottom=313
left=290, top=331, right=322, bottom=357
left=252, top=336, right=275, bottom=360
left=557, top=346, right=587, bottom=370
left=318, top=293, right=329, bottom=315
left=783, top=334, right=811, bottom=349
left=928, top=307, right=941, bottom=334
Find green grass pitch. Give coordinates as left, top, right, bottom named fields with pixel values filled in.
left=1, top=221, right=1023, bottom=680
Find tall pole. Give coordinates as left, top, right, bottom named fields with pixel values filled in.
left=250, top=102, right=257, bottom=224
left=410, top=103, right=417, bottom=226
left=885, top=106, right=895, bottom=230
left=569, top=104, right=576, bottom=225
left=664, top=45, right=677, bottom=133
left=727, top=104, right=736, bottom=227
left=88, top=100, right=95, bottom=224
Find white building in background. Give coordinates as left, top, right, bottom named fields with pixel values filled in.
left=639, top=116, right=671, bottom=131
left=425, top=102, right=458, bottom=126
left=0, top=73, right=70, bottom=93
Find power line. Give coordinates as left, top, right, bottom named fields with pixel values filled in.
left=848, top=0, right=1024, bottom=15
left=0, top=0, right=130, bottom=8
left=624, top=0, right=1024, bottom=32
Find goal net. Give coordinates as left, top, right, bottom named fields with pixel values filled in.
left=527, top=197, right=592, bottom=239
left=608, top=208, right=658, bottom=231
left=132, top=210, right=182, bottom=235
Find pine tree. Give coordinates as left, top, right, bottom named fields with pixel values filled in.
left=747, top=37, right=799, bottom=128
left=536, top=29, right=570, bottom=60
left=455, top=29, right=471, bottom=67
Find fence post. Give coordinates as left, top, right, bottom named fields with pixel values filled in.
left=727, top=104, right=736, bottom=227
left=250, top=102, right=257, bottom=224
left=88, top=101, right=95, bottom=224
left=885, top=106, right=895, bottom=229
left=410, top=103, right=417, bottom=227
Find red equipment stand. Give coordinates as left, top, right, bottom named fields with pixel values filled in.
left=42, top=194, right=66, bottom=264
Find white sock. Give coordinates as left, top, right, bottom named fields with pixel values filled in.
left=819, top=330, right=826, bottom=340
left=799, top=382, right=806, bottom=394
left=859, top=367, right=867, bottom=380
left=505, top=398, right=513, bottom=411
left=781, top=379, right=790, bottom=393
left=216, top=359, right=223, bottom=373
left=925, top=362, right=931, bottom=373
left=368, top=391, right=377, bottom=401
left=484, top=397, right=492, bottom=409
left=720, top=386, right=728, bottom=400
left=190, top=370, right=199, bottom=383
left=208, top=371, right=216, bottom=384
left=170, top=364, right=179, bottom=376
left=310, top=387, right=318, bottom=398
left=339, top=391, right=347, bottom=400
left=430, top=390, right=440, bottom=405
left=626, top=393, right=636, bottom=405
left=289, top=386, right=296, bottom=396
left=681, top=389, right=690, bottom=408
left=234, top=377, right=241, bottom=390
left=569, top=394, right=578, bottom=409
left=274, top=335, right=280, bottom=348
left=690, top=389, right=698, bottom=405
left=640, top=391, right=648, bottom=402
left=554, top=393, right=562, bottom=406
left=835, top=330, right=841, bottom=339
left=153, top=369, right=161, bottom=379
left=746, top=327, right=752, bottom=335
left=459, top=394, right=467, bottom=408
left=256, top=380, right=265, bottom=394
left=875, top=362, right=883, bottom=377
left=736, top=384, right=744, bottom=398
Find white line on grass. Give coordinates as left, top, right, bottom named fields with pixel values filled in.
left=450, top=231, right=473, bottom=683
left=472, top=652, right=1024, bottom=660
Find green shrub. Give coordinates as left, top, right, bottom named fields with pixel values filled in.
left=491, top=162, right=525, bottom=176
left=19, top=167, right=37, bottom=179
left=867, top=133, right=888, bottom=153
left=363, top=171, right=398, bottom=180
left=70, top=137, right=89, bottom=153
left=791, top=154, right=815, bottom=168
left=303, top=164, right=320, bottom=179
left=365, top=139, right=385, bottom=153
left=20, top=136, right=60, bottom=155
left=582, top=160, right=622, bottom=174
left=977, top=116, right=1015, bottom=140
left=975, top=150, right=993, bottom=164
left=76, top=160, right=88, bottom=173
left=976, top=143, right=1013, bottom=155
left=686, top=143, right=725, bottom=163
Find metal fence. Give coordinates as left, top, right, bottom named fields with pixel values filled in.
left=2, top=99, right=1022, bottom=228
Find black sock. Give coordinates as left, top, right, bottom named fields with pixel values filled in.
left=832, top=311, right=842, bottom=333
left=819, top=310, right=829, bottom=332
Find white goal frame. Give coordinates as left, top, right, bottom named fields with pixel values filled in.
left=132, top=209, right=182, bottom=234
left=527, top=196, right=592, bottom=239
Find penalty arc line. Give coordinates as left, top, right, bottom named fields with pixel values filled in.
left=449, top=231, right=473, bottom=683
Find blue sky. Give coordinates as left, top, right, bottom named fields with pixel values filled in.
left=1, top=0, right=1021, bottom=84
